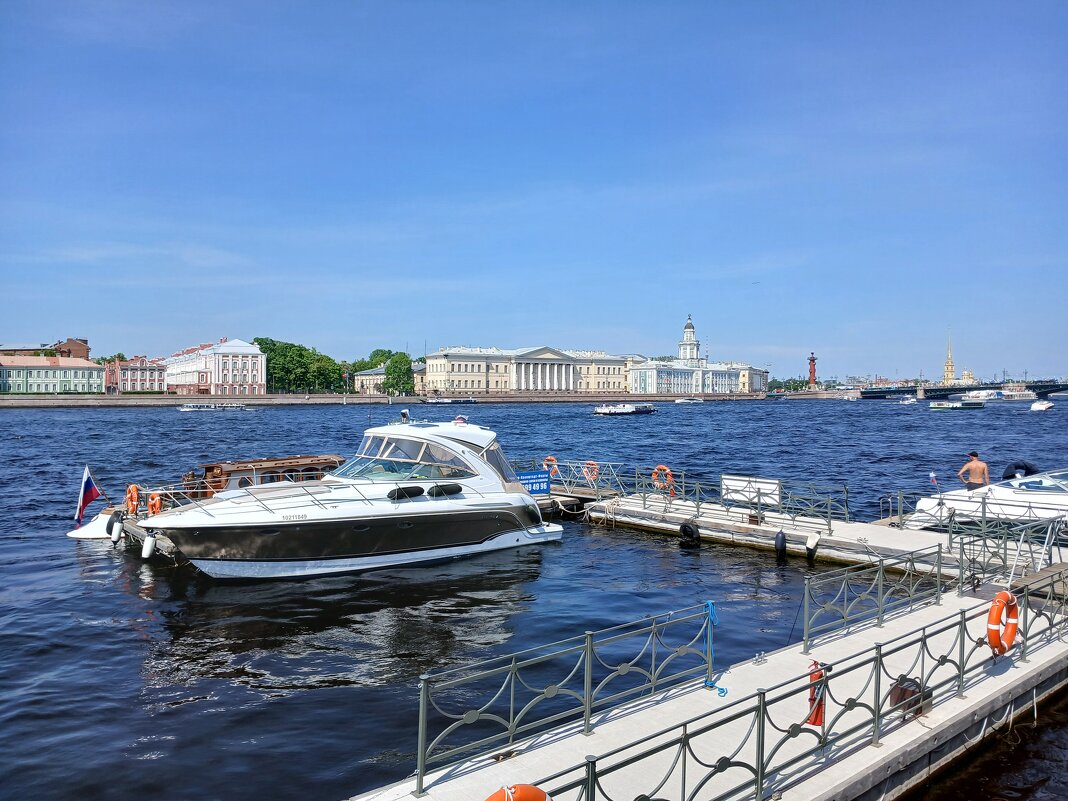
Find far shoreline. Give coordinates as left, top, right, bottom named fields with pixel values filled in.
left=0, top=392, right=767, bottom=409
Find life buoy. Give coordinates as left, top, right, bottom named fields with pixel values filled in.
left=583, top=460, right=599, bottom=483
left=651, top=464, right=675, bottom=496
left=542, top=455, right=559, bottom=477
left=125, top=485, right=139, bottom=515
left=806, top=660, right=825, bottom=726
left=987, top=591, right=1019, bottom=655
left=147, top=492, right=162, bottom=516
left=483, top=785, right=553, bottom=801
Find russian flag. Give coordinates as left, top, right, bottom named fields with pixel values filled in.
left=74, top=465, right=102, bottom=528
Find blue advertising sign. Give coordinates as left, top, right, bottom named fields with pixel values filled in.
left=517, top=469, right=551, bottom=495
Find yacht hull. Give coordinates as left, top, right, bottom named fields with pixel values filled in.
left=151, top=506, right=561, bottom=579
left=184, top=523, right=562, bottom=579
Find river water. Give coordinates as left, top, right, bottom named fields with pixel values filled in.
left=1, top=400, right=1064, bottom=800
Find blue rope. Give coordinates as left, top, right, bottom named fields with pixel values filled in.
left=704, top=600, right=728, bottom=697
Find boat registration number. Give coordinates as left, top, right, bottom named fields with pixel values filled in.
left=282, top=514, right=308, bottom=521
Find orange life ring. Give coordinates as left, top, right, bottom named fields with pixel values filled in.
left=147, top=492, right=162, bottom=516
left=651, top=464, right=675, bottom=496
left=483, top=785, right=553, bottom=801
left=125, top=485, right=139, bottom=515
left=987, top=591, right=1019, bottom=655
left=542, top=455, right=558, bottom=477
left=583, top=460, right=600, bottom=483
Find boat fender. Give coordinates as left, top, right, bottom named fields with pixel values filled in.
left=427, top=483, right=464, bottom=497
left=679, top=522, right=700, bottom=548
left=805, top=532, right=821, bottom=561
left=106, top=510, right=125, bottom=543
left=387, top=486, right=425, bottom=501
left=774, top=529, right=787, bottom=561
left=483, top=785, right=553, bottom=801
left=141, top=533, right=156, bottom=560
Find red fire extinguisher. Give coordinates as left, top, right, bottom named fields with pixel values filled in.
left=807, top=660, right=826, bottom=726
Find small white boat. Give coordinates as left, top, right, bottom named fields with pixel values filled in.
left=903, top=466, right=1068, bottom=529
left=674, top=397, right=704, bottom=404
left=593, top=403, right=656, bottom=416
left=178, top=402, right=250, bottom=412
left=1031, top=399, right=1054, bottom=412
left=898, top=396, right=917, bottom=405
left=425, top=397, right=479, bottom=405
left=930, top=399, right=985, bottom=410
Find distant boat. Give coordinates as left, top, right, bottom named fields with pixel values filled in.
left=594, top=403, right=656, bottom=416
left=178, top=402, right=250, bottom=412
left=674, top=397, right=704, bottom=404
left=425, top=397, right=479, bottom=404
left=1031, top=399, right=1054, bottom=412
left=898, top=396, right=917, bottom=405
left=930, top=399, right=985, bottom=410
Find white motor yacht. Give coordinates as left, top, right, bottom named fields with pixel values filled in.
left=593, top=403, right=657, bottom=415
left=1031, top=399, right=1054, bottom=412
left=903, top=467, right=1068, bottom=530
left=128, top=418, right=561, bottom=579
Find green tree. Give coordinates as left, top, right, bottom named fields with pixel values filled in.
left=382, top=353, right=414, bottom=396
left=368, top=349, right=394, bottom=367
left=94, top=352, right=126, bottom=364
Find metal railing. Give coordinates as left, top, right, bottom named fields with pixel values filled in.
left=886, top=490, right=1068, bottom=532
left=534, top=567, right=1068, bottom=801
left=519, top=458, right=852, bottom=533
left=956, top=517, right=1066, bottom=590
left=414, top=602, right=723, bottom=795
left=802, top=545, right=945, bottom=653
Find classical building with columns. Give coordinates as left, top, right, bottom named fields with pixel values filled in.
left=164, top=337, right=266, bottom=396
left=423, top=346, right=634, bottom=394
left=628, top=316, right=768, bottom=395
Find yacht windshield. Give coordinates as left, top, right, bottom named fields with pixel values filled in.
left=332, top=434, right=477, bottom=482
left=1000, top=471, right=1068, bottom=493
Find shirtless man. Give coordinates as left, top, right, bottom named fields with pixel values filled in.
left=958, top=451, right=989, bottom=490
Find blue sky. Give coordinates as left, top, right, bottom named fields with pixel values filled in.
left=2, top=2, right=1065, bottom=381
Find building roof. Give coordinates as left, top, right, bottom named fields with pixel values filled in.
left=166, top=338, right=263, bottom=360
left=0, top=343, right=51, bottom=351
left=0, top=355, right=102, bottom=368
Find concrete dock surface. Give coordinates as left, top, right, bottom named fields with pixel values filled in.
left=349, top=577, right=1068, bottom=801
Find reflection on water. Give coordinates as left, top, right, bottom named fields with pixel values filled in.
left=140, top=547, right=546, bottom=692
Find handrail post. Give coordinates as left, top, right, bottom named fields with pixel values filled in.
left=415, top=674, right=429, bottom=796
left=957, top=611, right=968, bottom=698
left=755, top=689, right=767, bottom=799
left=877, top=559, right=885, bottom=626
left=802, top=576, right=812, bottom=654
left=583, top=631, right=594, bottom=735
left=584, top=754, right=597, bottom=800
left=872, top=644, right=883, bottom=747
left=843, top=484, right=850, bottom=521
left=1020, top=585, right=1030, bottom=664
left=704, top=600, right=718, bottom=687
left=935, top=544, right=943, bottom=606
left=897, top=490, right=904, bottom=527
left=957, top=539, right=965, bottom=597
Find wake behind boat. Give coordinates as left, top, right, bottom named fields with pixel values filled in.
left=88, top=418, right=560, bottom=579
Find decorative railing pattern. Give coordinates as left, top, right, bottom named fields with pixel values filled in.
left=414, top=603, right=722, bottom=795
left=955, top=517, right=1066, bottom=589
left=514, top=458, right=852, bottom=533
left=802, top=545, right=945, bottom=653
left=535, top=568, right=1068, bottom=801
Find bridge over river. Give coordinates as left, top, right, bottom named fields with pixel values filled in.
left=861, top=380, right=1068, bottom=400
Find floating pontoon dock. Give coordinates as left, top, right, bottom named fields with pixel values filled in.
left=349, top=463, right=1068, bottom=801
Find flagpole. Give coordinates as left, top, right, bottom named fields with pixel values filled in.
left=88, top=466, right=113, bottom=506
